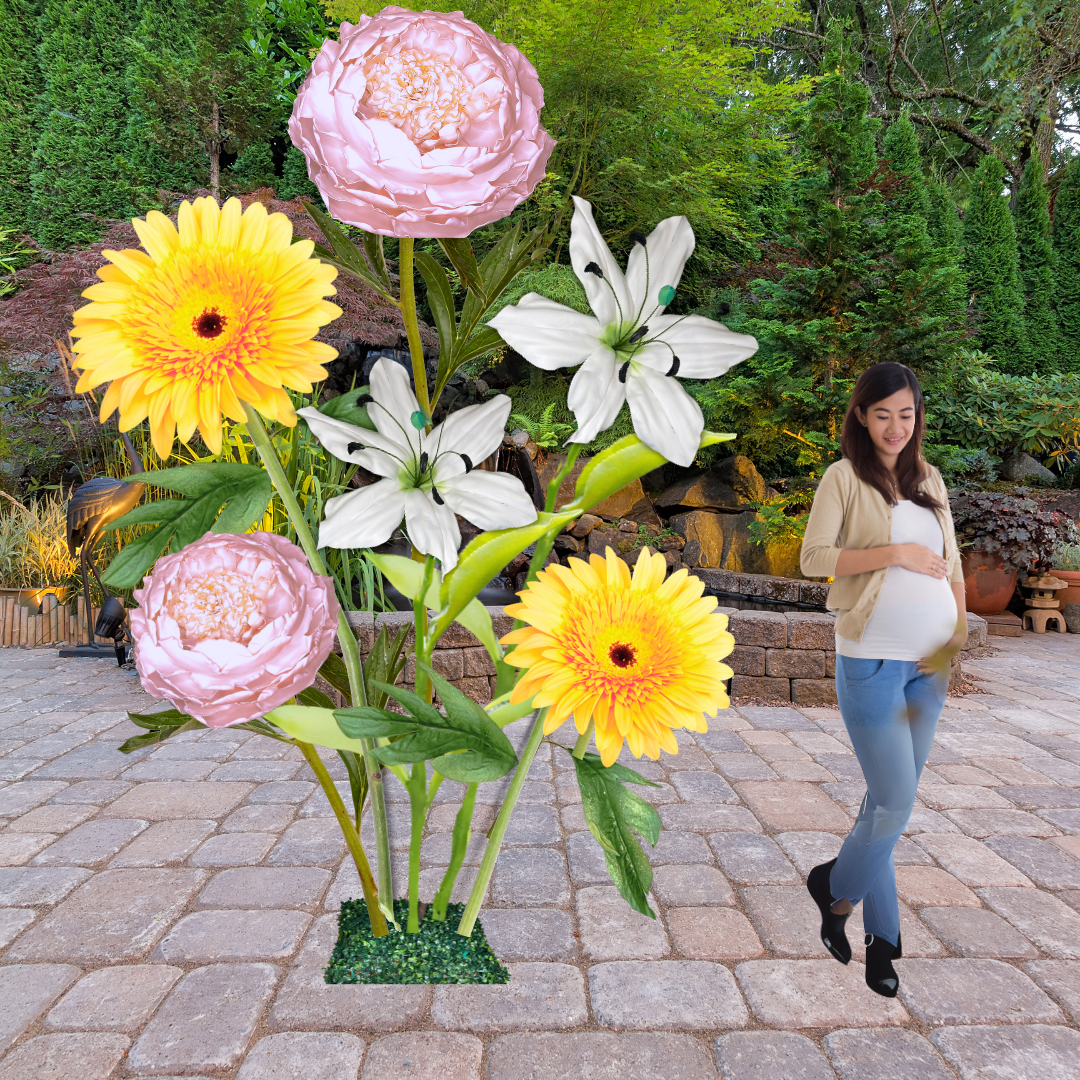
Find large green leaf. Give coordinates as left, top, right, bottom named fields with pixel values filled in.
left=566, top=431, right=735, bottom=515
left=437, top=237, right=484, bottom=296
left=335, top=664, right=517, bottom=783
left=436, top=510, right=578, bottom=636
left=573, top=752, right=662, bottom=918
left=101, top=462, right=272, bottom=588
left=415, top=251, right=457, bottom=356
left=316, top=386, right=375, bottom=431
left=303, top=199, right=395, bottom=301
left=266, top=704, right=370, bottom=753
left=118, top=709, right=203, bottom=753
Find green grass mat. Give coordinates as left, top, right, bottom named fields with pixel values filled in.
left=325, top=899, right=511, bottom=985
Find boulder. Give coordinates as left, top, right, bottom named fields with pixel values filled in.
left=654, top=455, right=770, bottom=512
left=718, top=511, right=804, bottom=579
left=587, top=527, right=638, bottom=557
left=999, top=451, right=1056, bottom=484
left=570, top=513, right=603, bottom=538
left=670, top=510, right=725, bottom=568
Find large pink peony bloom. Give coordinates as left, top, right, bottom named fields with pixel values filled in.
left=288, top=7, right=555, bottom=237
left=130, top=531, right=340, bottom=728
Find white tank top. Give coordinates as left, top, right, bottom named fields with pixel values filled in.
left=836, top=500, right=958, bottom=662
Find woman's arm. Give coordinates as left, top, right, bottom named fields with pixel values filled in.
left=835, top=544, right=950, bottom=578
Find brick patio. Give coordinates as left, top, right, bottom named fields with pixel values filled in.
left=0, top=632, right=1079, bottom=1078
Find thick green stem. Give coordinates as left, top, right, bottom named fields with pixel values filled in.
left=397, top=238, right=431, bottom=419
left=572, top=720, right=595, bottom=759
left=406, top=760, right=428, bottom=933
left=297, top=741, right=387, bottom=937
left=243, top=403, right=394, bottom=927
left=457, top=708, right=547, bottom=937
left=432, top=781, right=477, bottom=921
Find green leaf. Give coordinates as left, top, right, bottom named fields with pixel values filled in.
left=303, top=199, right=395, bottom=300
left=415, top=251, right=457, bottom=357
left=566, top=431, right=735, bottom=514
left=436, top=510, right=578, bottom=636
left=101, top=462, right=272, bottom=588
left=266, top=704, right=371, bottom=754
left=364, top=624, right=410, bottom=710
left=360, top=231, right=391, bottom=290
left=366, top=552, right=441, bottom=607
left=335, top=664, right=518, bottom=783
left=297, top=686, right=336, bottom=709
left=316, top=386, right=376, bottom=431
left=572, top=752, right=662, bottom=918
left=437, top=237, right=485, bottom=296
left=119, top=709, right=203, bottom=753
left=338, top=748, right=368, bottom=823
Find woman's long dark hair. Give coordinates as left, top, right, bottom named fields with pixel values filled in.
left=840, top=362, right=942, bottom=510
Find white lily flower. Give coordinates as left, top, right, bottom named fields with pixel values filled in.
left=297, top=358, right=537, bottom=570
left=488, top=197, right=759, bottom=466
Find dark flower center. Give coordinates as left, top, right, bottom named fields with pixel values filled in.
left=608, top=641, right=637, bottom=668
left=193, top=307, right=227, bottom=339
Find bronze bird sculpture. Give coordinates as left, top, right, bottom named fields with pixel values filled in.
left=66, top=430, right=146, bottom=645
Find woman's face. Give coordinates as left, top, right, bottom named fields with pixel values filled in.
left=856, top=386, right=916, bottom=465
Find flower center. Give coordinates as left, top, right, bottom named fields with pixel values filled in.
left=360, top=47, right=502, bottom=150
left=192, top=307, right=228, bottom=339
left=608, top=641, right=638, bottom=668
left=167, top=569, right=267, bottom=647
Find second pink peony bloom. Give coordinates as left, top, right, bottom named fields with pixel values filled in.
left=130, top=531, right=340, bottom=728
left=289, top=6, right=555, bottom=237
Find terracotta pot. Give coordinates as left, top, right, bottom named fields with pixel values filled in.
left=961, top=551, right=1018, bottom=616
left=1051, top=568, right=1080, bottom=608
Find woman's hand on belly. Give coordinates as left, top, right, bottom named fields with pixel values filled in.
left=893, top=543, right=948, bottom=579
left=918, top=584, right=967, bottom=675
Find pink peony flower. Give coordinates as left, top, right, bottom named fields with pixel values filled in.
left=130, top=531, right=340, bottom=728
left=288, top=7, right=555, bottom=237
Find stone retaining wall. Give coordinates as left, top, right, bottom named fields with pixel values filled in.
left=343, top=581, right=989, bottom=709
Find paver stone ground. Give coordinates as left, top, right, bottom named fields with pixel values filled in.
left=933, top=1024, right=1080, bottom=1080
left=0, top=1032, right=130, bottom=1080
left=824, top=1027, right=955, bottom=1080
left=236, top=1032, right=365, bottom=1080
left=361, top=1033, right=481, bottom=1080
left=715, top=1030, right=835, bottom=1080
left=45, top=965, right=182, bottom=1031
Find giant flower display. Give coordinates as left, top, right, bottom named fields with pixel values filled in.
left=298, top=358, right=537, bottom=569
left=70, top=197, right=341, bottom=459
left=130, top=531, right=340, bottom=728
left=502, top=547, right=736, bottom=766
left=489, top=197, right=759, bottom=466
left=288, top=7, right=554, bottom=237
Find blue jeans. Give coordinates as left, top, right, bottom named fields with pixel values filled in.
left=829, top=655, right=949, bottom=947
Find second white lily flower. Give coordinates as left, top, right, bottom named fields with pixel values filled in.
left=298, top=358, right=537, bottom=570
left=489, top=197, right=759, bottom=466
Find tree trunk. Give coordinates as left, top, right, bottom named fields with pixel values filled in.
left=208, top=100, right=221, bottom=200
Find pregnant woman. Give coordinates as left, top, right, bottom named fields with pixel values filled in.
left=800, top=362, right=967, bottom=997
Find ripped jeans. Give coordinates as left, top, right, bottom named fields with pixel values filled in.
left=829, top=655, right=949, bottom=947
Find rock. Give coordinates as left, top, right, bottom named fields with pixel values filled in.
left=670, top=511, right=725, bottom=568
left=570, top=514, right=602, bottom=539
left=587, top=528, right=638, bottom=558
left=618, top=520, right=638, bottom=533
left=720, top=511, right=803, bottom=578
left=1000, top=451, right=1056, bottom=484
left=622, top=496, right=664, bottom=528
left=554, top=534, right=584, bottom=554
left=1063, top=604, right=1080, bottom=633
left=537, top=454, right=645, bottom=519
left=654, top=455, right=769, bottom=512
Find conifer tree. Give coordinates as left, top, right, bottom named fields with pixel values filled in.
left=882, top=114, right=931, bottom=224
left=0, top=0, right=41, bottom=235
left=1014, top=155, right=1058, bottom=372
left=926, top=173, right=967, bottom=318
left=28, top=0, right=136, bottom=248
left=277, top=144, right=320, bottom=202
left=230, top=141, right=276, bottom=193
left=961, top=155, right=1028, bottom=374
left=1053, top=157, right=1080, bottom=374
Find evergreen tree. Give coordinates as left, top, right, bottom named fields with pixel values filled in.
left=230, top=140, right=276, bottom=193
left=27, top=0, right=137, bottom=248
left=961, top=155, right=1028, bottom=374
left=1014, top=156, right=1058, bottom=372
left=129, top=0, right=280, bottom=200
left=882, top=114, right=931, bottom=223
left=926, top=172, right=967, bottom=319
left=727, top=28, right=961, bottom=474
left=0, top=0, right=42, bottom=235
left=277, top=144, right=320, bottom=202
left=1053, top=157, right=1080, bottom=374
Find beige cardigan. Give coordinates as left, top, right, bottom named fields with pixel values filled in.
left=800, top=458, right=963, bottom=642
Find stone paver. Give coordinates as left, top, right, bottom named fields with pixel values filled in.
left=1, top=633, right=1079, bottom=1077
left=237, top=1032, right=365, bottom=1080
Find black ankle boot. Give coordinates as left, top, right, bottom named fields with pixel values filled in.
left=807, top=858, right=851, bottom=965
left=865, top=931, right=902, bottom=997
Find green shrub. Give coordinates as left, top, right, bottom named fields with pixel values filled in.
left=1052, top=542, right=1080, bottom=571
left=923, top=444, right=1000, bottom=489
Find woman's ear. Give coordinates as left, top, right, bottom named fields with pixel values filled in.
left=855, top=406, right=867, bottom=428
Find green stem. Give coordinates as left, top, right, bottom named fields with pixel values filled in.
left=243, top=402, right=394, bottom=929
left=397, top=238, right=431, bottom=419
left=432, top=781, right=477, bottom=921
left=457, top=708, right=548, bottom=937
left=522, top=444, right=582, bottom=588
left=572, top=720, right=595, bottom=759
left=406, top=760, right=428, bottom=933
left=297, top=740, right=387, bottom=937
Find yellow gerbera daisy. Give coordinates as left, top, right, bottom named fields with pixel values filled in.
left=502, top=547, right=735, bottom=766
left=71, top=196, right=341, bottom=458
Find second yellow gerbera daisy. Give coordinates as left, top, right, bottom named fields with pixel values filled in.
left=502, top=547, right=735, bottom=766
left=71, top=196, right=341, bottom=458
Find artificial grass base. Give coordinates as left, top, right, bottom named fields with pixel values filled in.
left=324, top=898, right=511, bottom=985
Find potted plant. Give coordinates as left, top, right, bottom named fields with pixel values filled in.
left=1052, top=542, right=1080, bottom=608
left=949, top=492, right=1075, bottom=615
